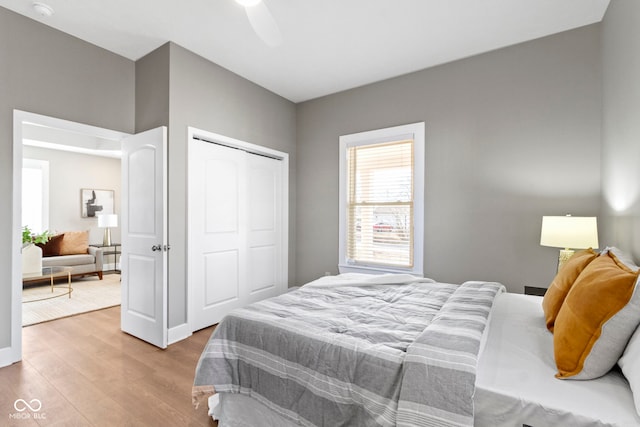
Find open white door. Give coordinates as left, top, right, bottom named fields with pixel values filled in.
left=121, top=127, right=168, bottom=348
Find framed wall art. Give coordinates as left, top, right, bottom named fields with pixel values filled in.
left=81, top=188, right=114, bottom=218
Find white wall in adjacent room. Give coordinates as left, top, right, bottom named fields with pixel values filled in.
left=23, top=146, right=121, bottom=245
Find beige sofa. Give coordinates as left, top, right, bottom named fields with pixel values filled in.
left=41, top=246, right=104, bottom=280
left=33, top=230, right=105, bottom=281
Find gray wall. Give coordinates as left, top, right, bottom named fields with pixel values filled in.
left=23, top=146, right=122, bottom=244
left=296, top=25, right=603, bottom=292
left=0, top=7, right=134, bottom=349
left=135, top=43, right=297, bottom=328
left=135, top=44, right=170, bottom=132
left=601, top=0, right=640, bottom=259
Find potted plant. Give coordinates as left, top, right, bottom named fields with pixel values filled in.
left=22, top=226, right=51, bottom=275
left=22, top=226, right=51, bottom=247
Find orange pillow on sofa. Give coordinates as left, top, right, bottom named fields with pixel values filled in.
left=58, top=230, right=89, bottom=255
left=554, top=251, right=640, bottom=379
left=542, top=248, right=597, bottom=332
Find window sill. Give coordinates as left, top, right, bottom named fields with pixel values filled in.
left=338, top=264, right=423, bottom=277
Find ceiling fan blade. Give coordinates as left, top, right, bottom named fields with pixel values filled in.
left=245, top=2, right=283, bottom=47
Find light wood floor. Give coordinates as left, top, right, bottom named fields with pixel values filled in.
left=1, top=306, right=217, bottom=426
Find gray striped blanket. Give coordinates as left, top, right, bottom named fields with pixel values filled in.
left=193, top=276, right=504, bottom=426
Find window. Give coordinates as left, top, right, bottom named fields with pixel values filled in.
left=22, top=159, right=50, bottom=233
left=339, top=122, right=424, bottom=276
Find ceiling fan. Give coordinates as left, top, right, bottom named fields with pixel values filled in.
left=234, top=0, right=283, bottom=47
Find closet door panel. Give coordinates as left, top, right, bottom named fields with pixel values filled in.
left=204, top=250, right=239, bottom=305
left=205, top=159, right=239, bottom=234
left=249, top=245, right=277, bottom=294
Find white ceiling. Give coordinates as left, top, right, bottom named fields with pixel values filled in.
left=22, top=122, right=122, bottom=158
left=0, top=0, right=610, bottom=102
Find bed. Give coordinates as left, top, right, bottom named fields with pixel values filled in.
left=193, top=272, right=640, bottom=426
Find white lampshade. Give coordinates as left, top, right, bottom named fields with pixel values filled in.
left=98, top=213, right=118, bottom=228
left=540, top=216, right=599, bottom=249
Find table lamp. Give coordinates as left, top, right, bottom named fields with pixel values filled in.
left=540, top=215, right=598, bottom=271
left=98, top=213, right=118, bottom=246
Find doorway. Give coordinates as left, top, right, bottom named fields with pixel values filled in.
left=10, top=110, right=130, bottom=363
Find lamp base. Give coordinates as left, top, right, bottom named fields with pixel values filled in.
left=103, top=228, right=112, bottom=247
left=557, top=248, right=575, bottom=271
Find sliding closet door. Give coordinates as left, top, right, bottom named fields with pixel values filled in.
left=245, top=153, right=285, bottom=304
left=189, top=135, right=287, bottom=331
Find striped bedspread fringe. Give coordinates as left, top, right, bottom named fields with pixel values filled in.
left=191, top=385, right=216, bottom=410
left=192, top=278, right=504, bottom=426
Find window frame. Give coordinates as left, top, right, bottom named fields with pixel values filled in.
left=22, top=158, right=50, bottom=234
left=338, top=122, right=425, bottom=276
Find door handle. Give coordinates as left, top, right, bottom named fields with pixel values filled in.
left=151, top=245, right=162, bottom=252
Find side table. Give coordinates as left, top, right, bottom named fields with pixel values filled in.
left=92, top=243, right=121, bottom=273
left=524, top=286, right=547, bottom=297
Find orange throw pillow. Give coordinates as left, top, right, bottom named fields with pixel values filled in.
left=58, top=230, right=89, bottom=255
left=554, top=252, right=640, bottom=379
left=542, top=249, right=597, bottom=332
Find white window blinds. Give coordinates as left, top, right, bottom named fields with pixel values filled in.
left=346, top=139, right=414, bottom=268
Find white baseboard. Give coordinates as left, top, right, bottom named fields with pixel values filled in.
left=0, top=345, right=20, bottom=368
left=168, top=323, right=192, bottom=345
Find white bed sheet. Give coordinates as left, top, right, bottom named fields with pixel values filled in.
left=475, top=292, right=640, bottom=427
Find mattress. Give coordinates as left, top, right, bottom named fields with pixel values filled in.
left=475, top=293, right=640, bottom=427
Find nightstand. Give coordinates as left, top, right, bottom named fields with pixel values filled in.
left=524, top=286, right=547, bottom=296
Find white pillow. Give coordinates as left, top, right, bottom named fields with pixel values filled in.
left=600, top=246, right=639, bottom=272
left=619, top=325, right=640, bottom=417
left=603, top=247, right=640, bottom=416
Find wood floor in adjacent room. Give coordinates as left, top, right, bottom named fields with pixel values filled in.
left=1, top=307, right=217, bottom=426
